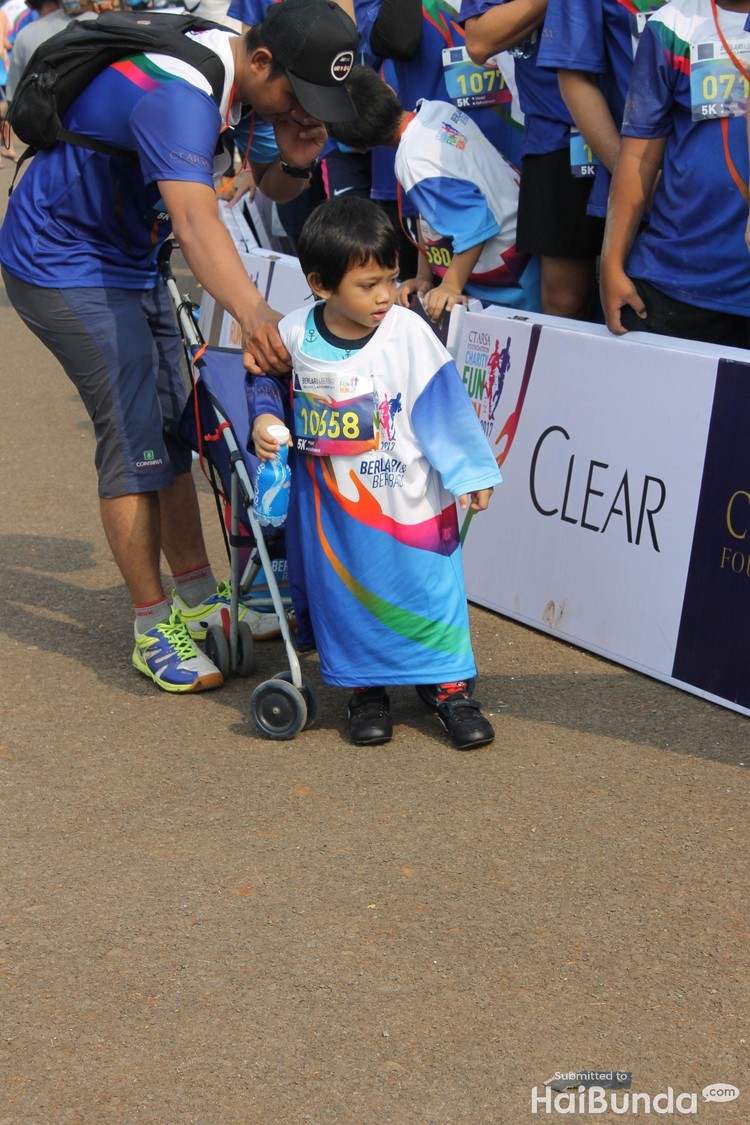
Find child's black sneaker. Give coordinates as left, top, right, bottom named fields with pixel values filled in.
left=436, top=695, right=494, bottom=751
left=347, top=688, right=392, bottom=745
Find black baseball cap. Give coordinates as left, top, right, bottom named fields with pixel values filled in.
left=260, top=0, right=358, bottom=122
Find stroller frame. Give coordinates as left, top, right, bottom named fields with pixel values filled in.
left=159, top=240, right=317, bottom=740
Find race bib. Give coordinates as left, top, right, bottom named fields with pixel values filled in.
left=690, top=37, right=750, bottom=120
left=418, top=218, right=454, bottom=276
left=292, top=367, right=377, bottom=456
left=442, top=45, right=512, bottom=111
left=569, top=129, right=599, bottom=179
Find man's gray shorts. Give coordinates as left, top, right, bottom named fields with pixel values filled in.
left=2, top=269, right=192, bottom=498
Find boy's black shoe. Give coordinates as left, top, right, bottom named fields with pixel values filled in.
left=348, top=689, right=392, bottom=745
left=436, top=696, right=494, bottom=751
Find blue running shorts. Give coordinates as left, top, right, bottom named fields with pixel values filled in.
left=2, top=269, right=192, bottom=498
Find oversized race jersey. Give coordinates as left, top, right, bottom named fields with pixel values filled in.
left=272, top=303, right=502, bottom=688
left=0, top=28, right=277, bottom=289
left=396, top=99, right=540, bottom=310
left=622, top=0, right=750, bottom=315
left=538, top=0, right=667, bottom=216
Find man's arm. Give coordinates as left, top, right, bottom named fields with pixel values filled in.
left=557, top=69, right=621, bottom=172
left=159, top=179, right=291, bottom=374
left=463, top=0, right=547, bottom=65
left=249, top=115, right=329, bottom=203
left=599, top=135, right=665, bottom=334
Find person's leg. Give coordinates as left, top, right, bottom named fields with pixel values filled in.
left=1, top=270, right=223, bottom=691
left=100, top=491, right=163, bottom=607
left=158, top=472, right=210, bottom=579
left=517, top=149, right=603, bottom=321
left=98, top=474, right=213, bottom=604
left=541, top=255, right=598, bottom=321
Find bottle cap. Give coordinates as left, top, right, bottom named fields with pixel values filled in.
left=268, top=424, right=290, bottom=442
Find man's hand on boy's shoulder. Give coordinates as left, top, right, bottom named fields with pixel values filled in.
left=242, top=304, right=291, bottom=376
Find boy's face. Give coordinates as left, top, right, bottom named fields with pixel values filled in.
left=315, top=258, right=399, bottom=339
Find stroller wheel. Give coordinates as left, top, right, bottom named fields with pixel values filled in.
left=236, top=621, right=256, bottom=677
left=271, top=670, right=319, bottom=730
left=205, top=624, right=231, bottom=678
left=250, top=679, right=308, bottom=740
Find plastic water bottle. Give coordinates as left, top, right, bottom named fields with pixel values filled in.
left=253, top=424, right=291, bottom=527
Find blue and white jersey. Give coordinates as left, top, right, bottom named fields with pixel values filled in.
left=538, top=0, right=667, bottom=215
left=256, top=302, right=502, bottom=687
left=354, top=0, right=524, bottom=167
left=0, top=29, right=277, bottom=288
left=622, top=0, right=750, bottom=314
left=396, top=99, right=540, bottom=309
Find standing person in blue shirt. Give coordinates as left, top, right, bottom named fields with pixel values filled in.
left=601, top=0, right=750, bottom=346
left=461, top=0, right=603, bottom=320
left=0, top=0, right=360, bottom=693
left=538, top=0, right=667, bottom=222
left=354, top=0, right=523, bottom=167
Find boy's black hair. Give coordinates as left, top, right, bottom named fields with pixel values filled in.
left=296, top=196, right=399, bottom=292
left=325, top=65, right=403, bottom=150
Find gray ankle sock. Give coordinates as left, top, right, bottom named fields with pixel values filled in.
left=134, top=597, right=172, bottom=635
left=172, top=565, right=217, bottom=607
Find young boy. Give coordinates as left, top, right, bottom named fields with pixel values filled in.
left=247, top=196, right=502, bottom=750
left=326, top=64, right=541, bottom=323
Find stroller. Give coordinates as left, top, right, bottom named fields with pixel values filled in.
left=159, top=241, right=318, bottom=740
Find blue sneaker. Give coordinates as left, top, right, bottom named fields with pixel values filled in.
left=132, top=608, right=224, bottom=693
left=173, top=580, right=281, bottom=641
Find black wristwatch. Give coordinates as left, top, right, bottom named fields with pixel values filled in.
left=279, top=157, right=319, bottom=179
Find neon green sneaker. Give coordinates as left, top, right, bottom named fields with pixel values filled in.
left=132, top=608, right=224, bottom=693
left=173, top=580, right=281, bottom=642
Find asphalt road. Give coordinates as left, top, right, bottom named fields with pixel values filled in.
left=1, top=158, right=748, bottom=1124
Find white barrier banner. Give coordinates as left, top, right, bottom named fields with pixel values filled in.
left=452, top=308, right=746, bottom=709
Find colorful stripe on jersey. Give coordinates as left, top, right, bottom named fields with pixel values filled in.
left=422, top=0, right=462, bottom=48
left=646, top=18, right=691, bottom=74
left=111, top=54, right=184, bottom=92
left=306, top=458, right=470, bottom=658
left=617, top=0, right=667, bottom=15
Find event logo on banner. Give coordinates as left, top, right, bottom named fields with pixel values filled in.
left=459, top=320, right=541, bottom=468
left=672, top=358, right=750, bottom=708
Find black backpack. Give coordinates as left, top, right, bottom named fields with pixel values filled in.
left=7, top=11, right=228, bottom=159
